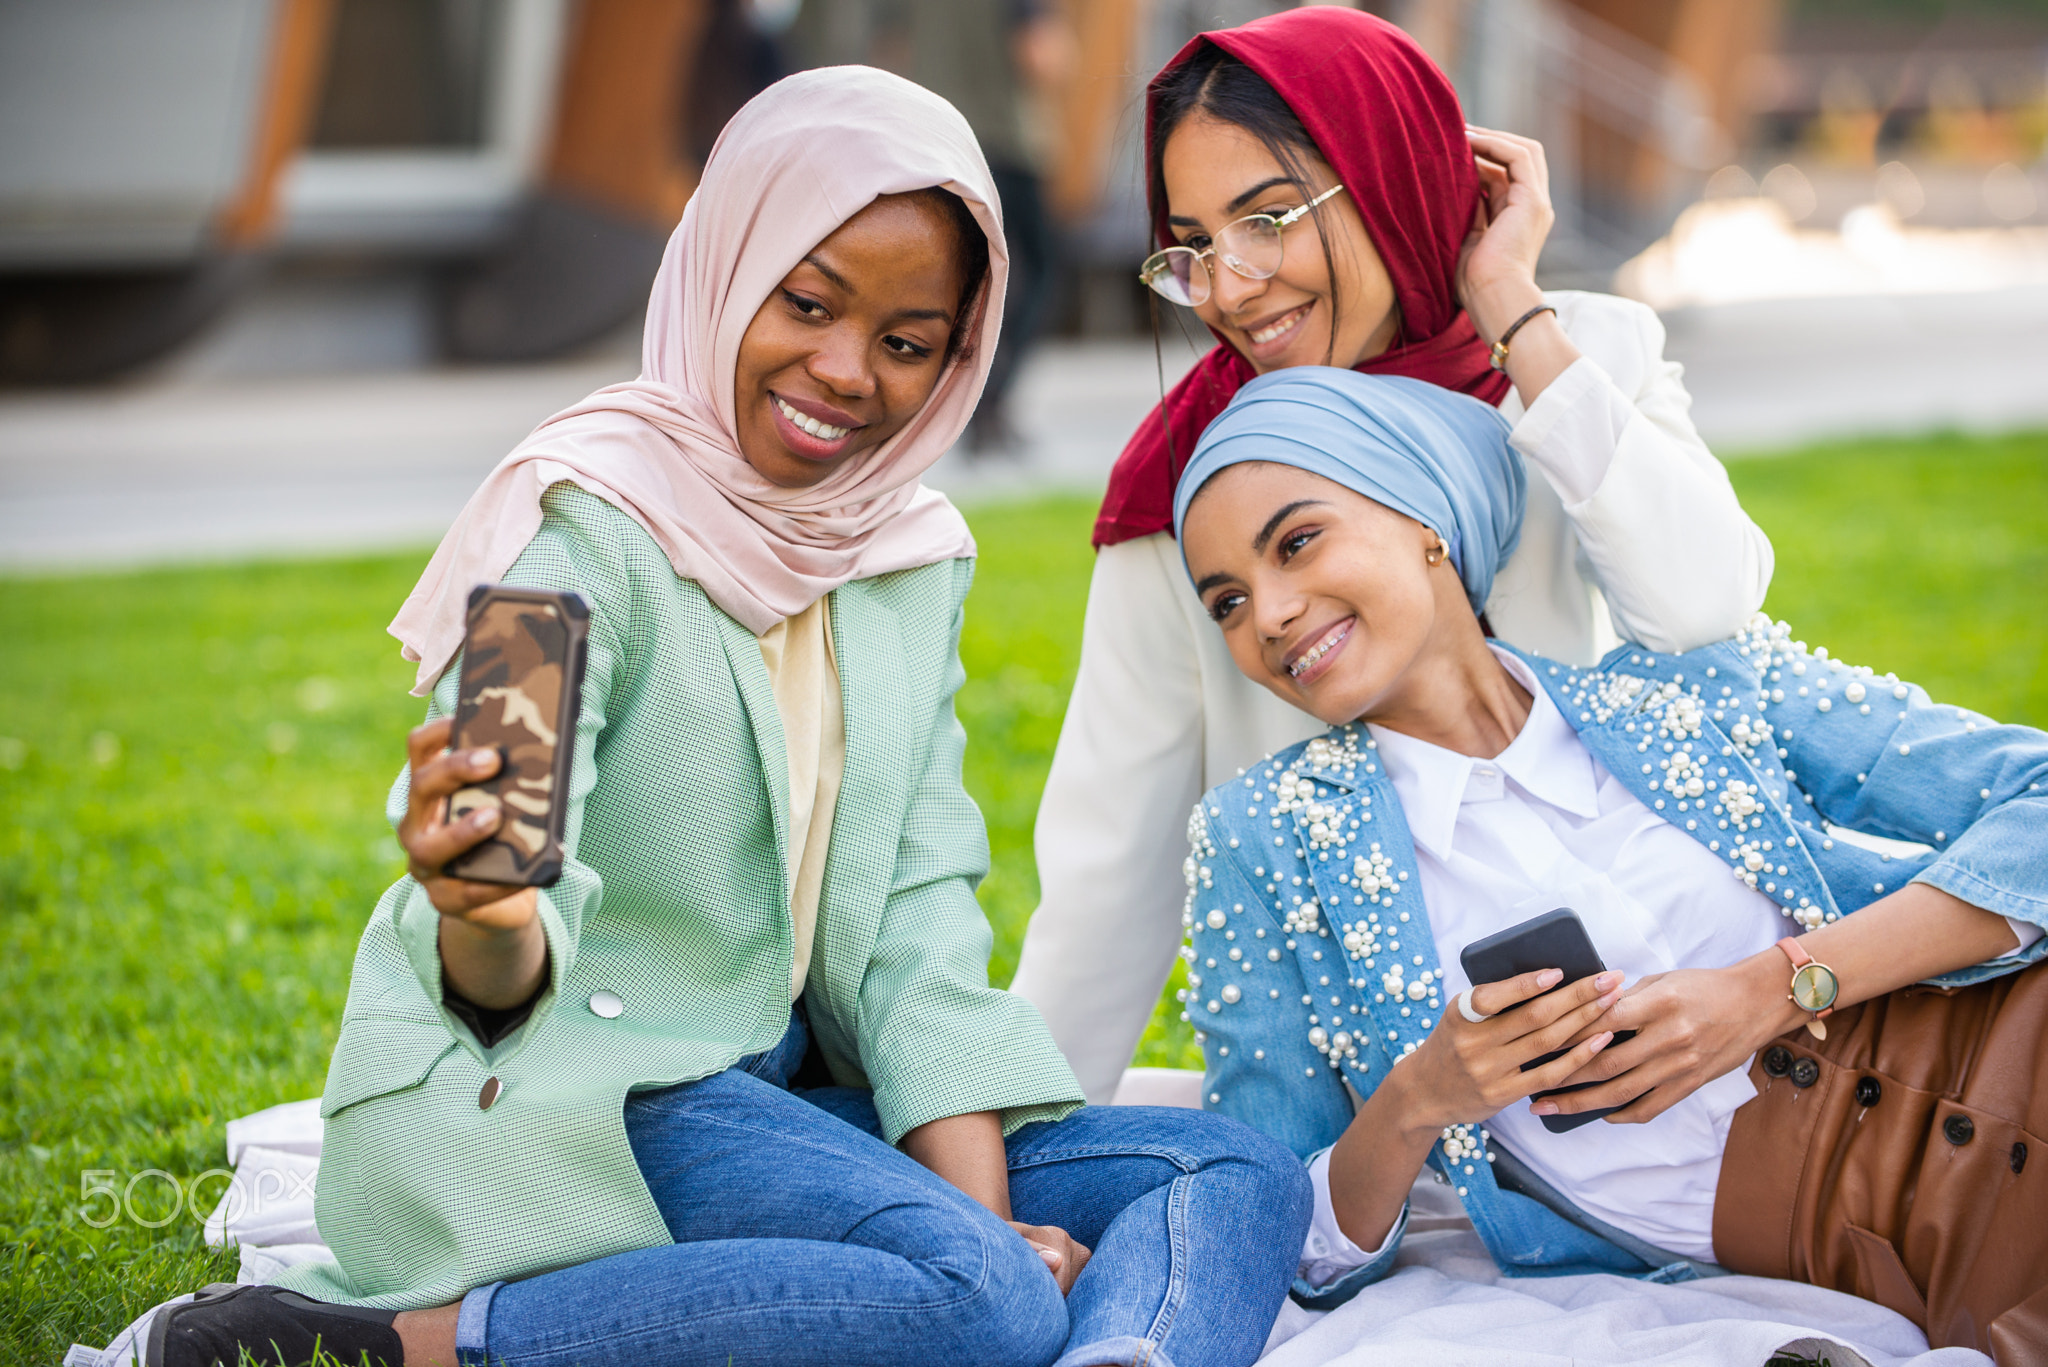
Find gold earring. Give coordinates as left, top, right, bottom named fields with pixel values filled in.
left=1424, top=533, right=1448, bottom=567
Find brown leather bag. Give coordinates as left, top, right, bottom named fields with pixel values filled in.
left=1713, top=962, right=2048, bottom=1361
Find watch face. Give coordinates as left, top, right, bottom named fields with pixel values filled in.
left=1792, top=963, right=1840, bottom=1012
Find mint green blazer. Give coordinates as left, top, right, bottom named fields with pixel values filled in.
left=274, top=486, right=1083, bottom=1309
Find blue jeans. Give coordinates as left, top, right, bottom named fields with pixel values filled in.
left=455, top=1012, right=1310, bottom=1367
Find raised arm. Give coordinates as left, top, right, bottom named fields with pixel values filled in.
left=1458, top=127, right=1772, bottom=655
left=1505, top=295, right=1774, bottom=654
left=389, top=494, right=629, bottom=1038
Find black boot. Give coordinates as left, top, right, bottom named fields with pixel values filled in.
left=143, top=1283, right=404, bottom=1367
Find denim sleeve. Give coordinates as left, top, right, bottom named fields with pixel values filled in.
left=1775, top=643, right=2048, bottom=946
left=1191, top=804, right=1405, bottom=1307
left=1188, top=804, right=1359, bottom=1161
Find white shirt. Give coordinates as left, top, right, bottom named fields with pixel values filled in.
left=1305, top=646, right=1788, bottom=1272
left=1015, top=291, right=1779, bottom=1103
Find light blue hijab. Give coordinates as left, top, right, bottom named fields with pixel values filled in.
left=1171, top=368, right=1525, bottom=614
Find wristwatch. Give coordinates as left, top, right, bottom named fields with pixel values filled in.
left=1776, top=937, right=1839, bottom=1040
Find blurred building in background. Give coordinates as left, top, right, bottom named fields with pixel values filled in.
left=1, top=0, right=2043, bottom=385
left=0, top=0, right=751, bottom=382
left=1747, top=0, right=2047, bottom=227
left=1620, top=0, right=2048, bottom=308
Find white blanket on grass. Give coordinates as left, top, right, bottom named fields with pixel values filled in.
left=1260, top=1228, right=1981, bottom=1367
left=72, top=1079, right=1988, bottom=1367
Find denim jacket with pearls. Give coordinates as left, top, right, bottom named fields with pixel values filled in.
left=1183, top=616, right=2048, bottom=1307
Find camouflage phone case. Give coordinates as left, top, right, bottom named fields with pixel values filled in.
left=444, top=585, right=590, bottom=888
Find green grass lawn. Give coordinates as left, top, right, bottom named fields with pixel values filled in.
left=4, top=429, right=2046, bottom=1362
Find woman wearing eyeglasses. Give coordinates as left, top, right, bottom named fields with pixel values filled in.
left=1011, top=8, right=1776, bottom=1104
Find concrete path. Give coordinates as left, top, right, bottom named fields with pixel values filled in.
left=3, top=286, right=2044, bottom=572
left=0, top=337, right=1207, bottom=573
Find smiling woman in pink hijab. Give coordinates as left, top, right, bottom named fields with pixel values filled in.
left=143, top=67, right=1310, bottom=1367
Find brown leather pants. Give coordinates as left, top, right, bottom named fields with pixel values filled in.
left=1713, top=962, right=2048, bottom=1362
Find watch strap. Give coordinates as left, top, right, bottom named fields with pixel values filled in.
left=1776, top=936, right=1814, bottom=970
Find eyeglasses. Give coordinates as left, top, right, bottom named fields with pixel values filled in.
left=1139, top=184, right=1347, bottom=308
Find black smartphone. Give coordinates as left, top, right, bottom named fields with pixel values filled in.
left=1459, top=908, right=1636, bottom=1133
left=444, top=585, right=590, bottom=888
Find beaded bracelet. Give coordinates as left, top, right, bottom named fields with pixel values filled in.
left=1488, top=302, right=1558, bottom=372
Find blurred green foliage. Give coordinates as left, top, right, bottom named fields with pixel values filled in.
left=2, top=429, right=2043, bottom=1361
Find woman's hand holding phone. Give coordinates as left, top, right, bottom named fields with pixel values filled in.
left=399, top=716, right=547, bottom=1007
left=1393, top=968, right=1626, bottom=1135
left=1326, top=967, right=1623, bottom=1254
left=1539, top=958, right=1801, bottom=1124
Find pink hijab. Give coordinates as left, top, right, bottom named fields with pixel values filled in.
left=391, top=66, right=1000, bottom=695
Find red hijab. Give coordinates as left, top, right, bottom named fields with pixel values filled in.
left=1092, top=8, right=1509, bottom=547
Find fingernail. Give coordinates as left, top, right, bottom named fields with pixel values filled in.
left=1537, top=968, right=1563, bottom=988
left=1595, top=971, right=1621, bottom=991
left=471, top=808, right=499, bottom=828
left=1591, top=1031, right=1615, bottom=1052
left=469, top=749, right=495, bottom=766
left=1529, top=1101, right=1557, bottom=1116
left=1037, top=1248, right=1061, bottom=1268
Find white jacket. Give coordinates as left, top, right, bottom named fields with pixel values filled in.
left=1010, top=290, right=1776, bottom=1102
